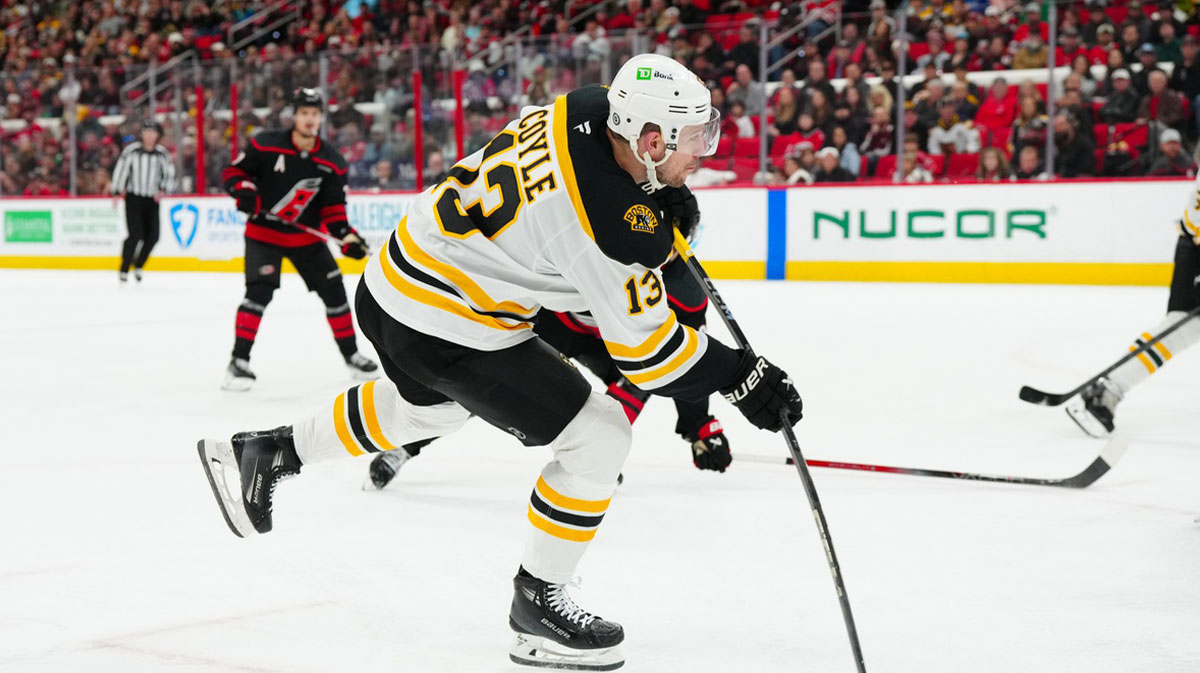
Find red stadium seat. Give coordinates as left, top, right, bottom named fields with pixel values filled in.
left=946, top=153, right=979, bottom=178
left=1104, top=6, right=1128, bottom=25
left=1093, top=125, right=1110, bottom=147
left=733, top=136, right=762, bottom=157
left=874, top=154, right=897, bottom=178
left=1113, top=123, right=1148, bottom=148
left=771, top=133, right=800, bottom=157
left=909, top=42, right=930, bottom=61
left=1094, top=149, right=1106, bottom=174
left=928, top=154, right=945, bottom=176
left=714, top=135, right=734, bottom=158
left=1035, top=82, right=1048, bottom=99
left=731, top=157, right=761, bottom=181
left=860, top=155, right=869, bottom=177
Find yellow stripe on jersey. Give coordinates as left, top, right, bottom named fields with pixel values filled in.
left=377, top=239, right=532, bottom=332
left=604, top=312, right=679, bottom=361
left=395, top=217, right=536, bottom=318
left=1184, top=211, right=1200, bottom=243
left=535, top=475, right=611, bottom=513
left=552, top=95, right=595, bottom=242
left=1131, top=346, right=1157, bottom=374
left=333, top=392, right=365, bottom=457
left=527, top=506, right=598, bottom=542
left=360, top=380, right=399, bottom=451
left=1143, top=332, right=1173, bottom=361
left=623, top=326, right=701, bottom=387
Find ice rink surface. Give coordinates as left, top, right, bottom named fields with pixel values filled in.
left=1, top=269, right=1197, bottom=673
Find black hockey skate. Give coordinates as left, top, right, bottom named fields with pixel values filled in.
left=197, top=426, right=301, bottom=537
left=345, top=351, right=379, bottom=380
left=508, top=567, right=624, bottom=670
left=1066, top=377, right=1121, bottom=438
left=222, top=357, right=256, bottom=391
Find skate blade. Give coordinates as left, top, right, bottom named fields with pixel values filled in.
left=196, top=439, right=256, bottom=538
left=1064, top=400, right=1112, bottom=439
left=346, top=366, right=378, bottom=381
left=222, top=375, right=254, bottom=392
left=508, top=633, right=624, bottom=671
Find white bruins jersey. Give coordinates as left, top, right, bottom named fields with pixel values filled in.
left=363, top=86, right=738, bottom=395
left=1182, top=174, right=1200, bottom=246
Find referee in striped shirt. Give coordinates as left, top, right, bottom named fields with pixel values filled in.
left=111, top=119, right=174, bottom=282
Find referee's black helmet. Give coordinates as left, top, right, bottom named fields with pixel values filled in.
left=141, top=118, right=163, bottom=136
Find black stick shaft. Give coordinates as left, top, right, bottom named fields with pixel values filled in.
left=1021, top=305, right=1200, bottom=405
left=672, top=229, right=868, bottom=673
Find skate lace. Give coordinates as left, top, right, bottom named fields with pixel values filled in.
left=546, top=581, right=597, bottom=629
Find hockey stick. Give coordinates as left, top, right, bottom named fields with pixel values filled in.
left=672, top=229, right=868, bottom=673
left=261, top=212, right=349, bottom=246
left=1019, top=306, right=1200, bottom=406
left=732, top=433, right=1128, bottom=489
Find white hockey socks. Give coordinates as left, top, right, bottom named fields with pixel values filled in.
left=522, top=392, right=631, bottom=585
left=1107, top=311, right=1200, bottom=395
left=292, top=379, right=470, bottom=464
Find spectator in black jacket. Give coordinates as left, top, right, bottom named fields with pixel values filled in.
left=813, top=147, right=856, bottom=183
left=1053, top=113, right=1096, bottom=178
left=1099, top=69, right=1140, bottom=123
left=1170, top=35, right=1200, bottom=135
left=1147, top=129, right=1197, bottom=176
left=1131, top=43, right=1164, bottom=96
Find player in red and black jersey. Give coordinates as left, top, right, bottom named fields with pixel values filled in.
left=219, top=88, right=378, bottom=391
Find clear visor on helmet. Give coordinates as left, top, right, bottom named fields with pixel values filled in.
left=675, top=108, right=721, bottom=157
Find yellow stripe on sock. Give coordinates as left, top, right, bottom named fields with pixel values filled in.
left=527, top=506, right=597, bottom=542
left=1131, top=346, right=1157, bottom=374
left=333, top=392, right=365, bottom=456
left=535, top=476, right=610, bottom=514
left=1143, top=332, right=1173, bottom=361
left=360, top=380, right=399, bottom=451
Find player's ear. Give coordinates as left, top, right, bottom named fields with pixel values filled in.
left=638, top=126, right=666, bottom=160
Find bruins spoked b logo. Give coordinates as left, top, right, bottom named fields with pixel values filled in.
left=624, top=204, right=658, bottom=234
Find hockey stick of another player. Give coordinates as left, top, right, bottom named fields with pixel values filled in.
left=732, top=433, right=1128, bottom=488
left=1019, top=306, right=1200, bottom=406
left=261, top=212, right=352, bottom=247
left=671, top=229, right=868, bottom=673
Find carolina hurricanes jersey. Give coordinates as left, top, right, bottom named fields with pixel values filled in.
left=363, top=85, right=739, bottom=397
left=222, top=130, right=352, bottom=248
left=1183, top=175, right=1200, bottom=246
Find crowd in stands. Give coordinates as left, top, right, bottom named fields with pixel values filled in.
left=5, top=0, right=1200, bottom=195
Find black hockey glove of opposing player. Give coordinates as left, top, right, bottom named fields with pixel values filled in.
left=340, top=232, right=369, bottom=259
left=720, top=351, right=803, bottom=432
left=230, top=181, right=260, bottom=217
left=652, top=185, right=701, bottom=240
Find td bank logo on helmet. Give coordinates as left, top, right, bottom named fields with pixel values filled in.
left=635, top=67, right=673, bottom=81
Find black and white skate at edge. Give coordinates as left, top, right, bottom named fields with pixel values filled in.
left=196, top=426, right=301, bottom=537
left=508, top=567, right=625, bottom=671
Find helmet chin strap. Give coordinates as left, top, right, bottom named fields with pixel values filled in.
left=630, top=137, right=672, bottom=193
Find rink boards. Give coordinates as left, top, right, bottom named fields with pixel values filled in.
left=0, top=179, right=1186, bottom=284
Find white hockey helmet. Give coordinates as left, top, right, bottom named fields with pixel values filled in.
left=607, top=53, right=720, bottom=191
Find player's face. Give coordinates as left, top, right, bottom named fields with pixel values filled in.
left=294, top=106, right=322, bottom=138
left=655, top=149, right=699, bottom=188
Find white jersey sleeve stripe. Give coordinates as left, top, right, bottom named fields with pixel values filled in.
left=396, top=217, right=537, bottom=318
left=622, top=326, right=707, bottom=388
left=377, top=238, right=532, bottom=332
left=604, top=311, right=679, bottom=361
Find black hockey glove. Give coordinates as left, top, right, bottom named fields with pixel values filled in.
left=340, top=232, right=370, bottom=259
left=720, top=351, right=803, bottom=432
left=230, top=181, right=260, bottom=217
left=684, top=417, right=732, bottom=472
left=652, top=185, right=701, bottom=240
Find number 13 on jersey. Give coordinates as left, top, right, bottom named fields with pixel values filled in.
left=624, top=270, right=663, bottom=315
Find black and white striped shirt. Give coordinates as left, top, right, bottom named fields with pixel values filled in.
left=111, top=143, right=174, bottom=198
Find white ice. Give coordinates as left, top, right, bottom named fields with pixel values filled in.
left=1, top=269, right=1197, bottom=673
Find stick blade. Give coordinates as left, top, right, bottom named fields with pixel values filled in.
left=1060, top=433, right=1129, bottom=488
left=1019, top=385, right=1052, bottom=405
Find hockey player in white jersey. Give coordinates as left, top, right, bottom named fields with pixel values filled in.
left=197, top=54, right=803, bottom=671
left=1067, top=176, right=1200, bottom=436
